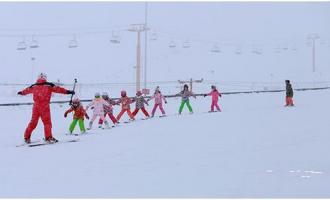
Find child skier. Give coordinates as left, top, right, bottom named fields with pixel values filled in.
left=17, top=73, right=74, bottom=144
left=116, top=90, right=135, bottom=122
left=64, top=97, right=89, bottom=134
left=148, top=86, right=167, bottom=117
left=86, top=92, right=111, bottom=129
left=98, top=92, right=118, bottom=127
left=132, top=90, right=150, bottom=118
left=204, top=85, right=222, bottom=112
left=285, top=80, right=294, bottom=106
left=176, top=84, right=196, bottom=114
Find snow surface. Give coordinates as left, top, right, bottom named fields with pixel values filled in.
left=0, top=89, right=329, bottom=198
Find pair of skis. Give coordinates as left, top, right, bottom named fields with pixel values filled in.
left=16, top=138, right=80, bottom=147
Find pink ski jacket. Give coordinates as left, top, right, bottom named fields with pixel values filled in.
left=207, top=89, right=221, bottom=102
left=86, top=98, right=110, bottom=115
left=149, top=92, right=166, bottom=104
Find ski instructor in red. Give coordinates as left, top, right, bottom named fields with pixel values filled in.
left=17, top=73, right=75, bottom=144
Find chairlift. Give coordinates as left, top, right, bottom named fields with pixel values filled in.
left=211, top=44, right=220, bottom=53
left=291, top=46, right=297, bottom=51
left=182, top=40, right=191, bottom=48
left=169, top=41, right=176, bottom=48
left=68, top=38, right=78, bottom=48
left=150, top=32, right=157, bottom=41
left=30, top=37, right=39, bottom=48
left=17, top=41, right=27, bottom=50
left=275, top=47, right=281, bottom=53
left=235, top=47, right=242, bottom=55
left=110, top=32, right=121, bottom=44
left=253, top=48, right=262, bottom=55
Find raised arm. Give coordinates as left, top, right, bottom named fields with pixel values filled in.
left=52, top=85, right=69, bottom=94
left=85, top=101, right=94, bottom=111
left=148, top=94, right=155, bottom=101
left=18, top=87, right=34, bottom=96
left=162, top=95, right=167, bottom=103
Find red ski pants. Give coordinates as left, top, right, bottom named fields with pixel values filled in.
left=99, top=112, right=118, bottom=125
left=151, top=103, right=165, bottom=115
left=132, top=107, right=150, bottom=117
left=24, top=104, right=52, bottom=140
left=116, top=109, right=135, bottom=121
left=211, top=100, right=221, bottom=112
left=285, top=97, right=294, bottom=106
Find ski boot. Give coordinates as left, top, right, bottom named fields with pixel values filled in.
left=104, top=121, right=110, bottom=129
left=24, top=138, right=31, bottom=144
left=45, top=137, right=58, bottom=144
left=87, top=121, right=93, bottom=130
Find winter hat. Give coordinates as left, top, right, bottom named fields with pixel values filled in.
left=183, top=84, right=189, bottom=89
left=95, top=92, right=101, bottom=98
left=72, top=97, right=80, bottom=107
left=211, top=85, right=216, bottom=89
left=72, top=97, right=80, bottom=103
left=121, top=90, right=127, bottom=97
left=136, top=90, right=142, bottom=96
left=285, top=80, right=290, bottom=84
left=102, top=92, right=109, bottom=97
left=38, top=73, right=47, bottom=80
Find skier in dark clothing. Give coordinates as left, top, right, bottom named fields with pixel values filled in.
left=285, top=80, right=294, bottom=106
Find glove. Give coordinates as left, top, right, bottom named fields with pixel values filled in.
left=86, top=115, right=90, bottom=120
left=67, top=90, right=75, bottom=95
left=17, top=91, right=23, bottom=95
left=165, top=101, right=167, bottom=104
left=64, top=113, right=67, bottom=118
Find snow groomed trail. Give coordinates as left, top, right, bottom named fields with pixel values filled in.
left=0, top=90, right=329, bottom=198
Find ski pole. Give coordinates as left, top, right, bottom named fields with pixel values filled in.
left=69, top=78, right=77, bottom=105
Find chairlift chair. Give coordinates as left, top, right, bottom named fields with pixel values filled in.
left=110, top=37, right=120, bottom=44
left=68, top=39, right=78, bottom=48
left=169, top=41, right=176, bottom=48
left=17, top=41, right=27, bottom=50
left=235, top=47, right=242, bottom=55
left=150, top=32, right=157, bottom=41
left=275, top=47, right=281, bottom=53
left=110, top=32, right=121, bottom=44
left=30, top=39, right=39, bottom=48
left=211, top=44, right=220, bottom=53
left=182, top=41, right=191, bottom=48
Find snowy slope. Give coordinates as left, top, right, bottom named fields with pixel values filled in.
left=0, top=89, right=329, bottom=198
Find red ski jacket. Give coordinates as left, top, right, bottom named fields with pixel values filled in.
left=20, top=78, right=69, bottom=106
left=64, top=105, right=89, bottom=120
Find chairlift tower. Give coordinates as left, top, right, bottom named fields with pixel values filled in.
left=307, top=34, right=320, bottom=73
left=128, top=24, right=149, bottom=92
left=178, top=78, right=204, bottom=92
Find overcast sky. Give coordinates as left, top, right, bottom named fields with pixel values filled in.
left=0, top=2, right=329, bottom=84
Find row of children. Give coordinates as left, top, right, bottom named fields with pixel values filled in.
left=17, top=73, right=293, bottom=143
left=64, top=84, right=222, bottom=134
